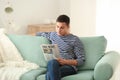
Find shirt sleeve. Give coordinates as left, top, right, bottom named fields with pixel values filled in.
left=74, top=37, right=85, bottom=66
left=36, top=32, right=51, bottom=39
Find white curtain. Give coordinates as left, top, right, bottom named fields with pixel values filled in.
left=96, top=0, right=120, bottom=52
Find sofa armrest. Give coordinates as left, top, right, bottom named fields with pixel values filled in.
left=94, top=51, right=120, bottom=80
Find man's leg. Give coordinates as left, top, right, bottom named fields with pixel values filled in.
left=60, top=65, right=77, bottom=78
left=45, top=72, right=50, bottom=80
left=45, top=59, right=77, bottom=80
left=46, top=59, right=60, bottom=80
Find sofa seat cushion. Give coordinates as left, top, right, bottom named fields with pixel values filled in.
left=36, top=70, right=94, bottom=80
left=7, top=34, right=50, bottom=67
left=20, top=68, right=46, bottom=80
left=78, top=36, right=107, bottom=70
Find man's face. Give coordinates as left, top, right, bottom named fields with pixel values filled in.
left=56, top=22, right=69, bottom=36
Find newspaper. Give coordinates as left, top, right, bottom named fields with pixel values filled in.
left=40, top=44, right=60, bottom=61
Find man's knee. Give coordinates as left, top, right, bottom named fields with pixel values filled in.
left=47, top=59, right=59, bottom=66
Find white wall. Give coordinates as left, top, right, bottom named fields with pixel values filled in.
left=0, top=0, right=96, bottom=35
left=0, top=0, right=96, bottom=36
left=0, top=0, right=59, bottom=34
left=58, top=0, right=70, bottom=16
left=70, top=0, right=96, bottom=36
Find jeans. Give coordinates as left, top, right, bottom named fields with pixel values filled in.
left=45, top=59, right=77, bottom=80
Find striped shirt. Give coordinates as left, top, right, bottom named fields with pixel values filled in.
left=36, top=32, right=85, bottom=71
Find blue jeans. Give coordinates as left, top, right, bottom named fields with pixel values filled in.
left=45, top=59, right=77, bottom=80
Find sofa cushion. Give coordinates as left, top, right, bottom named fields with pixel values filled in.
left=7, top=34, right=50, bottom=68
left=78, top=36, right=107, bottom=70
left=20, top=68, right=46, bottom=80
left=7, top=34, right=107, bottom=70
left=37, top=70, right=94, bottom=80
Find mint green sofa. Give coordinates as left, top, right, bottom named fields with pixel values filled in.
left=7, top=34, right=120, bottom=80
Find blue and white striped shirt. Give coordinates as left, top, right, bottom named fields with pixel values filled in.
left=36, top=32, right=85, bottom=71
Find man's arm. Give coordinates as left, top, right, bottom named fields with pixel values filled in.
left=57, top=37, right=85, bottom=66
left=74, top=37, right=85, bottom=66
left=56, top=58, right=78, bottom=66
left=36, top=32, right=51, bottom=39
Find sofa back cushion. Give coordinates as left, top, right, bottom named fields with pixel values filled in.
left=7, top=34, right=50, bottom=68
left=7, top=34, right=107, bottom=70
left=78, top=36, right=107, bottom=70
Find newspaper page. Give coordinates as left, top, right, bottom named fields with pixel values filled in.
left=41, top=44, right=60, bottom=61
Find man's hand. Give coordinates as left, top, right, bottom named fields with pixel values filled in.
left=56, top=58, right=78, bottom=66
left=56, top=58, right=67, bottom=65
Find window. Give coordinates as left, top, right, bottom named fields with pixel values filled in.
left=96, top=0, right=120, bottom=52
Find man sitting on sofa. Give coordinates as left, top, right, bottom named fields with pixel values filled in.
left=36, top=14, right=85, bottom=80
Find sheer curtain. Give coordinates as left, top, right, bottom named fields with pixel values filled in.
left=96, top=0, right=120, bottom=52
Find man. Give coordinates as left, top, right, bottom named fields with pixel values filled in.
left=36, top=15, right=85, bottom=80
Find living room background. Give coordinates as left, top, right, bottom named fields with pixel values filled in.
left=0, top=0, right=95, bottom=36
left=0, top=0, right=120, bottom=52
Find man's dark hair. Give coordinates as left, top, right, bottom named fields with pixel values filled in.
left=56, top=15, right=70, bottom=25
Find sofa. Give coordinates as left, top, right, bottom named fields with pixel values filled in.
left=5, top=34, right=120, bottom=80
